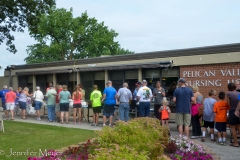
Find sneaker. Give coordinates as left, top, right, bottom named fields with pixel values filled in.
left=78, top=122, right=81, bottom=125
left=74, top=122, right=76, bottom=124
left=222, top=141, right=227, bottom=146
left=211, top=138, right=216, bottom=143
left=109, top=124, right=112, bottom=127
left=91, top=123, right=95, bottom=126
left=37, top=118, right=41, bottom=121
left=103, top=124, right=106, bottom=127
left=191, top=136, right=198, bottom=139
left=47, top=120, right=53, bottom=122
left=217, top=141, right=222, bottom=145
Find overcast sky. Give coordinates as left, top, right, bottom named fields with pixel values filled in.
left=1, top=0, right=240, bottom=76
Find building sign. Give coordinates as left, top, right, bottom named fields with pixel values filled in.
left=182, top=69, right=240, bottom=87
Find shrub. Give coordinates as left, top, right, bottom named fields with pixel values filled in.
left=164, top=141, right=177, bottom=153
left=89, top=144, right=149, bottom=160
left=96, top=117, right=169, bottom=159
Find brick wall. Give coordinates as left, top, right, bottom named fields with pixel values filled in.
left=180, top=62, right=240, bottom=98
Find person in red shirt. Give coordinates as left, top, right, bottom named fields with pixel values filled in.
left=213, top=91, right=230, bottom=146
left=5, top=87, right=16, bottom=120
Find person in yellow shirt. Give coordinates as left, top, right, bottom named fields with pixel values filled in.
left=90, top=85, right=102, bottom=126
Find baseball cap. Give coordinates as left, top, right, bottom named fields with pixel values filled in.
left=135, top=82, right=141, bottom=85
left=36, top=86, right=40, bottom=90
left=3, top=85, right=7, bottom=89
left=177, top=78, right=186, bottom=83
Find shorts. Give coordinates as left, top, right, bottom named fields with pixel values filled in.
left=215, top=122, right=227, bottom=132
left=203, top=120, right=214, bottom=128
left=73, top=103, right=82, bottom=108
left=175, top=113, right=191, bottom=126
left=2, top=102, right=6, bottom=110
left=103, top=104, right=115, bottom=117
left=162, top=118, right=169, bottom=121
left=228, top=109, right=240, bottom=125
left=93, top=106, right=102, bottom=113
left=35, top=101, right=42, bottom=110
left=60, top=103, right=69, bottom=112
left=6, top=103, right=15, bottom=110
left=19, top=101, right=26, bottom=110
left=55, top=103, right=60, bottom=112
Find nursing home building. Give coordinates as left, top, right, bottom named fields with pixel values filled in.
left=1, top=43, right=240, bottom=102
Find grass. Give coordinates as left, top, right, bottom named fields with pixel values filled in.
left=0, top=121, right=96, bottom=160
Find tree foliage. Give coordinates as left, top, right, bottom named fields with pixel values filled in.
left=25, top=7, right=134, bottom=64
left=0, top=0, right=56, bottom=53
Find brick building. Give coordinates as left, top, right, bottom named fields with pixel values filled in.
left=0, top=43, right=240, bottom=119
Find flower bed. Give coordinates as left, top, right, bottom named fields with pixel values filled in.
left=28, top=118, right=214, bottom=160
left=165, top=135, right=213, bottom=160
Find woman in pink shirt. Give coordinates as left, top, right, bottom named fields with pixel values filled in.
left=5, top=87, right=16, bottom=120
left=72, top=85, right=82, bottom=124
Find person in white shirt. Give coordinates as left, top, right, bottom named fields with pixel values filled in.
left=137, top=80, right=153, bottom=117
left=33, top=86, right=44, bottom=121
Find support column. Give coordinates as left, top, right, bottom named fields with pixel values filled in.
left=77, top=72, right=80, bottom=85
left=53, top=73, right=56, bottom=87
left=33, top=75, right=36, bottom=92
left=138, top=68, right=142, bottom=82
left=105, top=70, right=108, bottom=85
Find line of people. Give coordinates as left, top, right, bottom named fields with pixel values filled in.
left=174, top=78, right=240, bottom=147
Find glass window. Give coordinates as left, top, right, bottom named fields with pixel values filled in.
left=125, top=70, right=138, bottom=93
left=161, top=67, right=179, bottom=101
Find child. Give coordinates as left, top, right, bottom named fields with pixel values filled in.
left=201, top=90, right=217, bottom=142
left=213, top=91, right=229, bottom=145
left=159, top=99, right=171, bottom=128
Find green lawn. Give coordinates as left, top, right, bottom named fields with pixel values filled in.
left=0, top=121, right=96, bottom=160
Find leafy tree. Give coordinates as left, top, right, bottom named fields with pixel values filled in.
left=25, top=7, right=134, bottom=64
left=0, top=0, right=55, bottom=53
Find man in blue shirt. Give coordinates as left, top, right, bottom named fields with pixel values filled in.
left=173, top=78, right=194, bottom=138
left=102, top=81, right=117, bottom=126
left=0, top=85, right=9, bottom=118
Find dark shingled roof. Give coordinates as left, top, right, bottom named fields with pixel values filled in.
left=8, top=42, right=240, bottom=70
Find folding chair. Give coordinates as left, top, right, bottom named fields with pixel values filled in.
left=0, top=112, right=4, bottom=133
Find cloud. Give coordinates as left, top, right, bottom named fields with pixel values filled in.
left=1, top=0, right=240, bottom=76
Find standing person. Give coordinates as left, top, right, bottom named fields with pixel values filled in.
left=117, top=83, right=132, bottom=122
left=227, top=83, right=240, bottom=147
left=72, top=85, right=82, bottom=124
left=201, top=90, right=217, bottom=142
left=213, top=91, right=229, bottom=145
left=55, top=85, right=62, bottom=122
left=78, top=84, right=85, bottom=121
left=46, top=82, right=53, bottom=93
left=59, top=85, right=71, bottom=124
left=137, top=80, right=153, bottom=117
left=235, top=80, right=240, bottom=92
left=153, top=81, right=165, bottom=120
left=14, top=87, right=22, bottom=115
left=46, top=86, right=57, bottom=122
left=0, top=85, right=9, bottom=118
left=159, top=98, right=171, bottom=128
left=33, top=86, right=44, bottom=121
left=90, top=85, right=102, bottom=126
left=5, top=87, right=16, bottom=120
left=133, top=82, right=141, bottom=117
left=18, top=87, right=32, bottom=120
left=102, top=81, right=117, bottom=127
left=190, top=86, right=203, bottom=139
left=173, top=78, right=194, bottom=138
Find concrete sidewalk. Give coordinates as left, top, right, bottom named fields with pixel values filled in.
left=7, top=114, right=101, bottom=131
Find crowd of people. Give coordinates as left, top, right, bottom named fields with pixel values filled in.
left=174, top=78, right=240, bottom=147
left=1, top=78, right=240, bottom=147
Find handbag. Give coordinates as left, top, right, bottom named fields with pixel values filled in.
left=32, top=91, right=36, bottom=107
left=198, top=104, right=204, bottom=117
